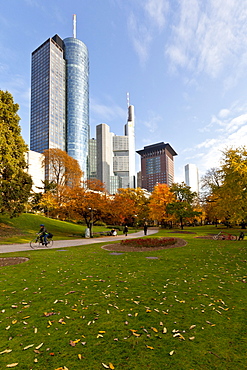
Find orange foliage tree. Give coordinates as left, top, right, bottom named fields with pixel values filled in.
left=148, top=183, right=175, bottom=226
left=66, top=186, right=110, bottom=237
left=109, top=188, right=149, bottom=226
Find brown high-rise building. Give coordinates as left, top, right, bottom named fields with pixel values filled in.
left=136, top=142, right=177, bottom=192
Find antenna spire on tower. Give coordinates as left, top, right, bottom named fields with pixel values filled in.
left=127, top=92, right=130, bottom=108
left=73, top=14, right=77, bottom=38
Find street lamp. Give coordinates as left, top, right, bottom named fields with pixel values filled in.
left=88, top=207, right=94, bottom=238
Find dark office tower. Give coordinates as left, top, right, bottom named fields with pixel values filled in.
left=30, top=15, right=89, bottom=178
left=136, top=142, right=177, bottom=192
left=30, top=35, right=66, bottom=154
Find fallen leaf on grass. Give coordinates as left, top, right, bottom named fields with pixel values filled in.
left=169, top=350, right=175, bottom=356
left=69, top=339, right=80, bottom=346
left=6, top=364, right=18, bottom=368
left=146, top=345, right=154, bottom=350
left=35, top=343, right=43, bottom=350
left=163, top=327, right=167, bottom=334
left=102, top=363, right=109, bottom=368
left=151, top=327, right=158, bottom=332
left=0, top=349, right=12, bottom=354
left=65, top=290, right=76, bottom=295
left=23, top=344, right=34, bottom=350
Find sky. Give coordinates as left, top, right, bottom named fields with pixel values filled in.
left=1, top=0, right=247, bottom=184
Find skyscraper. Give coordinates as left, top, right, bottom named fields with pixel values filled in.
left=96, top=104, right=136, bottom=194
left=136, top=142, right=177, bottom=192
left=185, top=164, right=199, bottom=194
left=30, top=16, right=89, bottom=178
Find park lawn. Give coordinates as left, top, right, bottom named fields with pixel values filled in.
left=0, top=214, right=135, bottom=244
left=0, top=214, right=139, bottom=244
left=0, top=228, right=246, bottom=369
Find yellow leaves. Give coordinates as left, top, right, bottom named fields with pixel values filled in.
left=23, top=344, right=34, bottom=350
left=0, top=349, right=12, bottom=354
left=6, top=364, right=18, bottom=368
left=169, top=350, right=175, bottom=356
left=163, top=327, right=167, bottom=334
left=146, top=345, right=154, bottom=350
left=12, top=319, right=17, bottom=324
left=173, top=333, right=185, bottom=340
left=102, top=363, right=115, bottom=369
left=78, top=354, right=83, bottom=360
left=35, top=343, right=43, bottom=350
left=151, top=327, right=158, bottom=333
left=70, top=339, right=81, bottom=346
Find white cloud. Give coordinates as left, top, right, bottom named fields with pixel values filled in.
left=166, top=0, right=247, bottom=81
left=127, top=12, right=152, bottom=65
left=127, top=0, right=168, bottom=65
left=90, top=97, right=126, bottom=123
left=142, top=111, right=162, bottom=133
left=218, top=109, right=230, bottom=119
left=144, top=0, right=169, bottom=29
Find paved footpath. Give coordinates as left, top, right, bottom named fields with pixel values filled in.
left=0, top=229, right=158, bottom=254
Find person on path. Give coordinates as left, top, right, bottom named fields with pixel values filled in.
left=144, top=224, right=148, bottom=235
left=238, top=231, right=244, bottom=240
left=38, top=224, right=48, bottom=246
left=123, top=225, right=128, bottom=236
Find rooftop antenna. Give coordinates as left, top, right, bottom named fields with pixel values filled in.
left=127, top=92, right=130, bottom=108
left=73, top=14, right=77, bottom=38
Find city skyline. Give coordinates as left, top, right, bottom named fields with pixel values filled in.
left=1, top=1, right=247, bottom=183
left=30, top=29, right=89, bottom=177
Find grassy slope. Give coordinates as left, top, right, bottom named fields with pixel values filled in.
left=0, top=225, right=246, bottom=369
left=0, top=214, right=116, bottom=244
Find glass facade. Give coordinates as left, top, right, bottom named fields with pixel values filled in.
left=63, top=37, right=89, bottom=178
left=30, top=37, right=66, bottom=154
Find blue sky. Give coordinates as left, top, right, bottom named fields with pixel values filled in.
left=1, top=0, right=247, bottom=183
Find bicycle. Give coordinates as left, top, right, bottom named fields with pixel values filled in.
left=213, top=231, right=237, bottom=241
left=30, top=233, right=54, bottom=249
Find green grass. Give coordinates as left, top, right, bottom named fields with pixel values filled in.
left=0, top=214, right=135, bottom=244
left=0, top=225, right=246, bottom=369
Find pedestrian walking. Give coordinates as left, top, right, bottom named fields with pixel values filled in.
left=123, top=225, right=128, bottom=236
left=144, top=224, right=148, bottom=235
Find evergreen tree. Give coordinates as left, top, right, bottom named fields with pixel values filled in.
left=0, top=90, right=32, bottom=217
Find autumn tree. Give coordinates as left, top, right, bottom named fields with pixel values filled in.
left=43, top=148, right=82, bottom=188
left=200, top=148, right=247, bottom=226
left=0, top=90, right=32, bottom=217
left=148, top=183, right=175, bottom=226
left=167, top=182, right=200, bottom=229
left=42, top=149, right=82, bottom=207
left=66, top=186, right=110, bottom=237
left=200, top=168, right=222, bottom=225
left=83, top=179, right=106, bottom=192
left=216, top=147, right=247, bottom=226
left=109, top=188, right=149, bottom=226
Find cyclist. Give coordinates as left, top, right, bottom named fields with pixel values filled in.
left=38, top=224, right=48, bottom=246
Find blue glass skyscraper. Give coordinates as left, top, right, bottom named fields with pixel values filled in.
left=63, top=37, right=89, bottom=176
left=30, top=17, right=89, bottom=179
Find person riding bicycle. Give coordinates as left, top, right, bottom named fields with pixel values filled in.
left=38, top=224, right=48, bottom=246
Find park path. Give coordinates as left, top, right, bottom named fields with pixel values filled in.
left=0, top=229, right=158, bottom=254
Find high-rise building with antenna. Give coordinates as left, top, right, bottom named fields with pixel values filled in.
left=96, top=102, right=136, bottom=194
left=30, top=15, right=89, bottom=179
